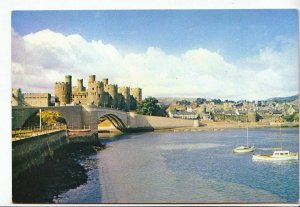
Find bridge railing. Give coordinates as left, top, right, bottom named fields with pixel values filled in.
left=12, top=124, right=67, bottom=141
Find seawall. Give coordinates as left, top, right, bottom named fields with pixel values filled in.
left=12, top=130, right=68, bottom=180
left=12, top=130, right=101, bottom=180
left=12, top=131, right=104, bottom=203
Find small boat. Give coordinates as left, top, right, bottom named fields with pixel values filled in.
left=252, top=150, right=298, bottom=161
left=233, top=127, right=256, bottom=153
left=233, top=145, right=256, bottom=153
left=252, top=126, right=298, bottom=161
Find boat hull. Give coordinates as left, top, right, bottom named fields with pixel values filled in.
left=252, top=154, right=299, bottom=161
left=233, top=146, right=256, bottom=153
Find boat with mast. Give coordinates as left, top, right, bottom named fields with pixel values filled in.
left=252, top=126, right=298, bottom=161
left=233, top=126, right=256, bottom=153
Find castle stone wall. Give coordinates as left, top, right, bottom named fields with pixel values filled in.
left=130, top=88, right=142, bottom=103
left=24, top=93, right=51, bottom=107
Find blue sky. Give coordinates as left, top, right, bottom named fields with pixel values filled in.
left=11, top=10, right=298, bottom=100
left=12, top=10, right=298, bottom=61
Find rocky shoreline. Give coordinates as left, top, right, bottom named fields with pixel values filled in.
left=12, top=140, right=105, bottom=203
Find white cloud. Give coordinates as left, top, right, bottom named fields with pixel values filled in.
left=11, top=29, right=298, bottom=100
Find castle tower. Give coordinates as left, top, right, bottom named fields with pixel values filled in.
left=108, top=84, right=118, bottom=108
left=87, top=75, right=102, bottom=106
left=118, top=87, right=130, bottom=111
left=103, top=78, right=108, bottom=85
left=55, top=82, right=67, bottom=105
left=77, top=79, right=83, bottom=91
left=130, top=88, right=142, bottom=103
left=71, top=78, right=88, bottom=105
left=65, top=75, right=72, bottom=104
left=89, top=75, right=96, bottom=82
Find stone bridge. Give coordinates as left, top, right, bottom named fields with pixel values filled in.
left=12, top=105, right=198, bottom=132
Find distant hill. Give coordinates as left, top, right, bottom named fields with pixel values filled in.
left=266, top=94, right=299, bottom=103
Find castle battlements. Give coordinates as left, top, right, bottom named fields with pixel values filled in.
left=55, top=82, right=66, bottom=85
left=54, top=75, right=142, bottom=111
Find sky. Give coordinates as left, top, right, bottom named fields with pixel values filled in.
left=11, top=10, right=299, bottom=101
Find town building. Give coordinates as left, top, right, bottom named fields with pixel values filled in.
left=168, top=110, right=198, bottom=119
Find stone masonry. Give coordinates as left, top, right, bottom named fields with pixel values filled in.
left=55, top=75, right=142, bottom=111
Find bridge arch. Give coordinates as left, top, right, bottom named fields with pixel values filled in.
left=81, top=105, right=128, bottom=132
left=98, top=113, right=127, bottom=131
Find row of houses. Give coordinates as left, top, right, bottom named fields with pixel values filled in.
left=167, top=101, right=299, bottom=122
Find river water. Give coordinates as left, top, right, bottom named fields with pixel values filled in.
left=56, top=128, right=299, bottom=204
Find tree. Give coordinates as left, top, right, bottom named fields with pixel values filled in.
left=176, top=99, right=191, bottom=105
left=284, top=112, right=299, bottom=122
left=130, top=95, right=138, bottom=110
left=212, top=99, right=222, bottom=104
left=137, top=97, right=166, bottom=116
left=38, top=110, right=66, bottom=125
left=196, top=98, right=206, bottom=105
left=23, top=110, right=66, bottom=127
left=116, top=94, right=126, bottom=111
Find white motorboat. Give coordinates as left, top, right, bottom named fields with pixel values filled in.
left=252, top=150, right=298, bottom=161
left=252, top=126, right=298, bottom=161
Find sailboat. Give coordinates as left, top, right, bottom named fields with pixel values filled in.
left=252, top=126, right=298, bottom=161
left=233, top=127, right=256, bottom=153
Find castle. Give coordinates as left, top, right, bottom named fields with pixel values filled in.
left=12, top=88, right=51, bottom=107
left=54, top=75, right=142, bottom=111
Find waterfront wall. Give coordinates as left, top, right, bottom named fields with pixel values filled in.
left=127, top=112, right=196, bottom=129
left=12, top=130, right=103, bottom=180
left=12, top=130, right=68, bottom=179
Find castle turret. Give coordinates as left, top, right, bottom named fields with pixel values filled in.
left=103, top=78, right=108, bottom=85
left=65, top=75, right=72, bottom=104
left=77, top=79, right=83, bottom=91
left=72, top=79, right=88, bottom=105
left=130, top=88, right=142, bottom=103
left=118, top=87, right=130, bottom=111
left=89, top=75, right=96, bottom=83
left=55, top=82, right=67, bottom=104
left=108, top=84, right=118, bottom=108
left=87, top=75, right=102, bottom=106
